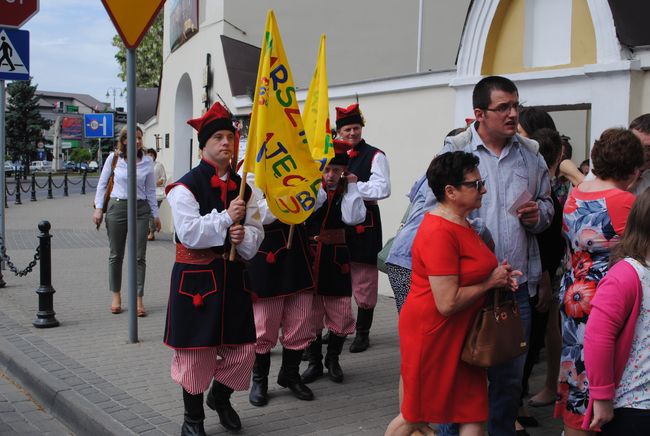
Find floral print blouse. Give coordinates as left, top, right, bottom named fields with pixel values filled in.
left=555, top=187, right=635, bottom=425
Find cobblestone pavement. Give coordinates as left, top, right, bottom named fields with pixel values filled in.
left=0, top=370, right=72, bottom=435
left=0, top=193, right=563, bottom=435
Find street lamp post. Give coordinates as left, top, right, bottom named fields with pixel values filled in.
left=105, top=87, right=123, bottom=110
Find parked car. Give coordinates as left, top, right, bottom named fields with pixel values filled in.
left=29, top=160, right=53, bottom=172
left=77, top=162, right=89, bottom=172
left=64, top=161, right=77, bottom=171
left=88, top=161, right=99, bottom=172
left=4, top=161, right=14, bottom=176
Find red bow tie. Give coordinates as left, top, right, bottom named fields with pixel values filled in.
left=348, top=149, right=359, bottom=158
left=211, top=174, right=237, bottom=204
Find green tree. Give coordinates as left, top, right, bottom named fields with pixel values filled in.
left=70, top=148, right=92, bottom=163
left=5, top=78, right=52, bottom=162
left=112, top=12, right=163, bottom=88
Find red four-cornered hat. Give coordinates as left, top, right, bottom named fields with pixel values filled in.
left=187, top=102, right=236, bottom=148
left=335, top=103, right=365, bottom=129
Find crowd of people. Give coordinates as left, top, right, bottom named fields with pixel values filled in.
left=90, top=74, right=650, bottom=436
left=384, top=76, right=650, bottom=436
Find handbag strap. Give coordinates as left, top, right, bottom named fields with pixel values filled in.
left=489, top=288, right=518, bottom=314
left=109, top=153, right=118, bottom=175
left=395, top=200, right=413, bottom=234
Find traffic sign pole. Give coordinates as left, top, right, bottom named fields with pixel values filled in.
left=0, top=80, right=6, bottom=272
left=101, top=0, right=164, bottom=344
left=127, top=48, right=137, bottom=344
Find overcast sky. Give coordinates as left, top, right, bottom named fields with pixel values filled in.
left=21, top=0, right=126, bottom=108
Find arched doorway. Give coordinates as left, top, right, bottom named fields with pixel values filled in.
left=173, top=73, right=193, bottom=181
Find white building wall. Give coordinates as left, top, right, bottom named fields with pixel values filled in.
left=328, top=85, right=456, bottom=297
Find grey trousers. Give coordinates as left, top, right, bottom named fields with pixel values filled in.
left=105, top=199, right=151, bottom=296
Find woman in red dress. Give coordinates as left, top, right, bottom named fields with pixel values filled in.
left=385, top=151, right=521, bottom=436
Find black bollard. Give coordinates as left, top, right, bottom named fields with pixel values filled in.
left=14, top=174, right=22, bottom=205
left=30, top=173, right=37, bottom=201
left=63, top=172, right=69, bottom=197
left=33, top=221, right=59, bottom=328
left=47, top=173, right=53, bottom=199
left=81, top=170, right=87, bottom=195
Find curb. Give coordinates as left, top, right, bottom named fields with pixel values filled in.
left=0, top=335, right=134, bottom=436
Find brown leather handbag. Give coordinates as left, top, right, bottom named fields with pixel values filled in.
left=97, top=153, right=119, bottom=213
left=461, top=288, right=528, bottom=367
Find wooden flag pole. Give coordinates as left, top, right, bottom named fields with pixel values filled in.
left=229, top=171, right=248, bottom=261
left=286, top=225, right=295, bottom=249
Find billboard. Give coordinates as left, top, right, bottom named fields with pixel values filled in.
left=61, top=116, right=83, bottom=139
left=169, top=0, right=198, bottom=52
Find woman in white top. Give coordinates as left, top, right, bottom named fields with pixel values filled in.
left=92, top=126, right=161, bottom=316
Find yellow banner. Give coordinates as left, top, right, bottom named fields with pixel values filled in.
left=303, top=34, right=333, bottom=170
left=243, top=10, right=322, bottom=225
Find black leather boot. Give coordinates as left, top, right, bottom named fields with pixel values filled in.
left=181, top=389, right=206, bottom=436
left=206, top=381, right=242, bottom=431
left=277, top=347, right=314, bottom=400
left=300, top=335, right=323, bottom=384
left=249, top=352, right=271, bottom=407
left=349, top=308, right=374, bottom=353
left=325, top=333, right=346, bottom=383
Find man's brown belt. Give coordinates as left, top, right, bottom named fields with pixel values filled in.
left=311, top=229, right=346, bottom=245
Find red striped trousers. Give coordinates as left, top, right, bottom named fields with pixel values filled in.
left=171, top=344, right=255, bottom=395
left=253, top=290, right=315, bottom=354
left=351, top=262, right=379, bottom=309
left=310, top=295, right=356, bottom=337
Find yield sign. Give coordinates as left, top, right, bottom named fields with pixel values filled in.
left=102, top=0, right=165, bottom=49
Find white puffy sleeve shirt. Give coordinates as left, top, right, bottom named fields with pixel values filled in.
left=314, top=183, right=367, bottom=225
left=356, top=152, right=391, bottom=201
left=166, top=176, right=264, bottom=260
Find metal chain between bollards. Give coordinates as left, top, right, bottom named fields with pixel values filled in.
left=34, top=177, right=48, bottom=189
left=67, top=175, right=82, bottom=185
left=51, top=177, right=65, bottom=190
left=85, top=176, right=97, bottom=189
left=0, top=235, right=41, bottom=277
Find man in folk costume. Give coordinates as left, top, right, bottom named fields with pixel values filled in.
left=246, top=177, right=317, bottom=406
left=164, top=102, right=264, bottom=435
left=301, top=139, right=366, bottom=383
left=335, top=104, right=391, bottom=352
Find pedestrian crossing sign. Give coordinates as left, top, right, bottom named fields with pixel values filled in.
left=0, top=27, right=29, bottom=81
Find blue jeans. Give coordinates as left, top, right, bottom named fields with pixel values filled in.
left=438, top=284, right=532, bottom=436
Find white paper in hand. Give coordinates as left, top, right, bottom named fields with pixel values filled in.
left=508, top=190, right=533, bottom=217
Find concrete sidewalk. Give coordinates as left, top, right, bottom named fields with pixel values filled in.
left=0, top=193, right=563, bottom=435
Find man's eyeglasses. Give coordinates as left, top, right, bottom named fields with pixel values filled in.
left=484, top=102, right=522, bottom=114
left=456, top=178, right=486, bottom=190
